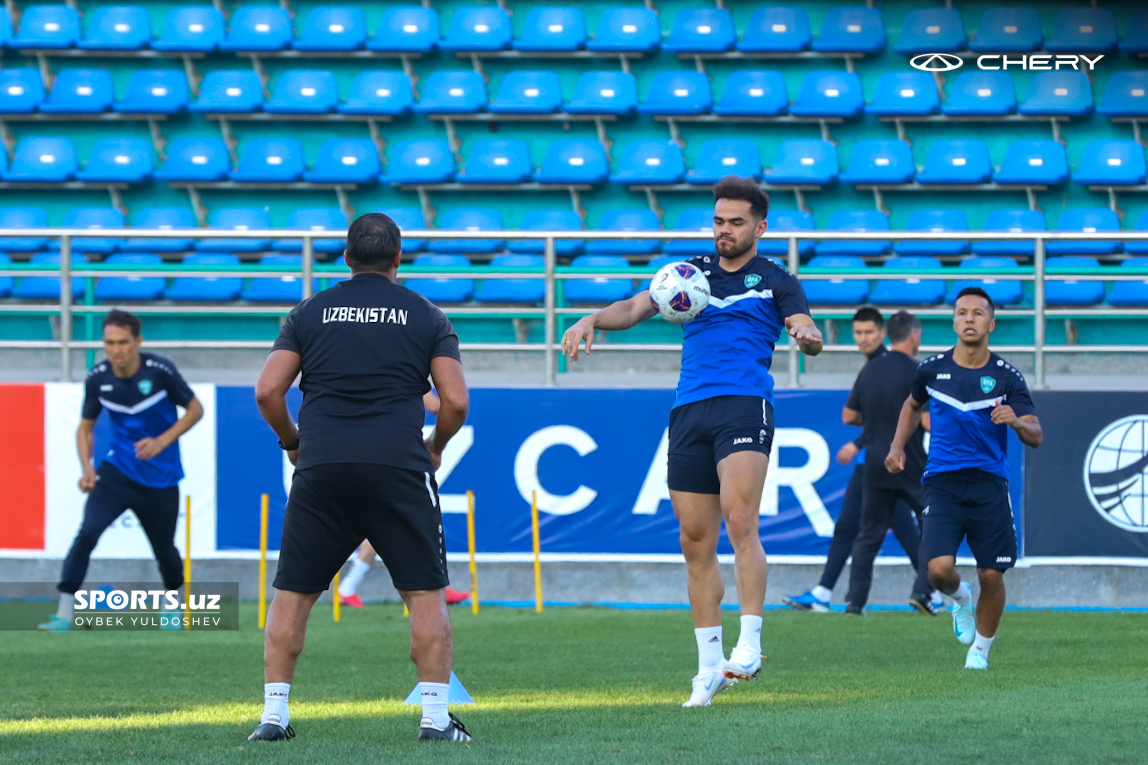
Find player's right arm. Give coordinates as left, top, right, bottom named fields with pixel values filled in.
left=561, top=291, right=658, bottom=361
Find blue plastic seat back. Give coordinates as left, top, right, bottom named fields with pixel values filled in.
left=587, top=8, right=659, bottom=53
left=267, top=70, right=339, bottom=113
left=154, top=6, right=224, bottom=52
left=1126, top=210, right=1148, bottom=256
left=66, top=207, right=125, bottom=254
left=973, top=209, right=1046, bottom=257
left=1108, top=257, right=1148, bottom=304
left=611, top=140, right=685, bottom=185
left=1045, top=256, right=1105, bottom=305
left=664, top=8, right=735, bottom=53
left=122, top=207, right=198, bottom=253
left=688, top=139, right=762, bottom=184
left=639, top=71, right=712, bottom=115
left=155, top=137, right=230, bottom=181
left=866, top=71, right=939, bottom=116
left=534, top=139, right=608, bottom=184
left=340, top=71, right=414, bottom=115
left=77, top=137, right=154, bottom=183
left=895, top=210, right=971, bottom=257
left=1097, top=71, right=1148, bottom=117
left=790, top=70, right=863, bottom=117
left=664, top=208, right=715, bottom=256
left=200, top=207, right=271, bottom=253
left=190, top=70, right=264, bottom=113
left=95, top=253, right=165, bottom=301
left=766, top=139, right=839, bottom=185
left=458, top=139, right=533, bottom=184
left=370, top=7, right=439, bottom=53
left=870, top=256, right=946, bottom=306
left=713, top=70, right=787, bottom=117
left=1046, top=208, right=1122, bottom=256
left=441, top=6, right=511, bottom=51
left=515, top=7, right=586, bottom=52
left=165, top=253, right=242, bottom=302
left=15, top=251, right=89, bottom=300
left=564, top=71, right=637, bottom=115
left=564, top=254, right=633, bottom=303
left=0, top=69, right=46, bottom=114
left=760, top=209, right=815, bottom=257
left=812, top=6, right=885, bottom=53
left=429, top=208, right=505, bottom=254
left=220, top=6, right=292, bottom=51
left=474, top=254, right=544, bottom=303
left=993, top=140, right=1068, bottom=186
left=840, top=139, right=914, bottom=185
left=378, top=207, right=427, bottom=252
left=5, top=136, right=77, bottom=181
left=415, top=70, right=487, bottom=113
left=404, top=254, right=474, bottom=304
left=916, top=140, right=992, bottom=184
left=305, top=138, right=380, bottom=184
left=13, top=5, right=81, bottom=48
left=80, top=6, right=152, bottom=50
left=490, top=70, right=562, bottom=114
left=1073, top=140, right=1148, bottom=187
left=947, top=257, right=1024, bottom=306
left=970, top=8, right=1042, bottom=52
left=0, top=253, right=11, bottom=298
left=1119, top=9, right=1148, bottom=53
left=270, top=208, right=348, bottom=254
left=1046, top=8, right=1116, bottom=53
left=0, top=207, right=49, bottom=251
left=942, top=71, right=1017, bottom=116
left=386, top=139, right=455, bottom=184
left=585, top=209, right=661, bottom=255
left=894, top=8, right=966, bottom=53
left=0, top=9, right=10, bottom=47
left=803, top=255, right=870, bottom=304
left=508, top=209, right=584, bottom=256
left=739, top=7, right=811, bottom=53
left=230, top=138, right=305, bottom=182
left=293, top=7, right=367, bottom=51
left=242, top=254, right=303, bottom=302
left=817, top=210, right=891, bottom=257
left=116, top=70, right=190, bottom=113
left=1019, top=71, right=1093, bottom=116
left=42, top=69, right=115, bottom=113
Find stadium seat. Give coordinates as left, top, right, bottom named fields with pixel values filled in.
left=121, top=207, right=198, bottom=253
left=942, top=71, right=1017, bottom=116
left=515, top=7, right=586, bottom=52
left=993, top=140, right=1069, bottom=186
left=457, top=139, right=533, bottom=184
left=564, top=71, right=637, bottom=115
left=152, top=6, right=224, bottom=52
left=738, top=7, right=811, bottom=53
left=915, top=141, right=992, bottom=185
left=385, top=139, right=454, bottom=184
left=869, top=256, right=946, bottom=306
left=414, top=71, right=487, bottom=114
left=760, top=209, right=816, bottom=258
left=474, top=254, right=544, bottom=303
left=2, top=137, right=77, bottom=182
left=95, top=253, right=165, bottom=301
left=789, top=71, right=863, bottom=118
left=894, top=8, right=966, bottom=53
left=663, top=8, right=735, bottom=53
left=663, top=208, right=715, bottom=257
left=713, top=70, right=787, bottom=117
left=1126, top=210, right=1148, bottom=256
left=564, top=255, right=634, bottom=303
left=894, top=210, right=971, bottom=257
left=1045, top=208, right=1122, bottom=256
left=816, top=210, right=891, bottom=257
left=765, top=140, right=838, bottom=185
left=0, top=207, right=50, bottom=251
left=812, top=6, right=885, bottom=53
left=534, top=139, right=608, bottom=185
left=293, top=7, right=367, bottom=52
left=241, top=254, right=303, bottom=302
left=199, top=208, right=272, bottom=253
left=404, top=254, right=474, bottom=303
left=11, top=5, right=80, bottom=49
left=76, top=137, right=154, bottom=184
left=946, top=257, right=1024, bottom=306
left=1096, top=71, right=1148, bottom=118
left=1119, top=9, right=1148, bottom=53
left=189, top=70, right=264, bottom=113
left=587, top=8, right=659, bottom=54
left=585, top=209, right=661, bottom=256
left=13, top=251, right=88, bottom=300
left=304, top=138, right=381, bottom=184
left=1018, top=71, right=1093, bottom=117
left=1045, top=255, right=1105, bottom=306
left=802, top=256, right=869, bottom=304
left=154, top=138, right=230, bottom=182
left=229, top=139, right=305, bottom=183
left=165, top=253, right=242, bottom=302
left=1046, top=7, right=1116, bottom=53
left=1072, top=140, right=1148, bottom=186
left=440, top=6, right=511, bottom=52
left=973, top=209, right=1047, bottom=257
left=507, top=209, right=584, bottom=256
left=78, top=6, right=151, bottom=50
left=489, top=71, right=563, bottom=114
left=115, top=70, right=190, bottom=114
left=339, top=71, right=414, bottom=117
left=866, top=72, right=939, bottom=116
left=0, top=253, right=11, bottom=299
left=368, top=7, right=439, bottom=53
left=0, top=69, right=46, bottom=114
left=40, top=69, right=115, bottom=114
left=686, top=139, right=762, bottom=184
left=220, top=6, right=291, bottom=52
left=639, top=71, right=712, bottom=116
left=66, top=207, right=125, bottom=254
left=839, top=139, right=915, bottom=185
left=969, top=8, right=1042, bottom=52
left=1107, top=257, right=1148, bottom=305
left=611, top=141, right=685, bottom=185
left=378, top=207, right=427, bottom=252
left=265, top=70, right=339, bottom=114
left=273, top=208, right=348, bottom=254
left=428, top=208, right=505, bottom=254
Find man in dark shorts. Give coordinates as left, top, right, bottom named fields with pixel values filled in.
left=250, top=213, right=473, bottom=741
left=887, top=288, right=1043, bottom=670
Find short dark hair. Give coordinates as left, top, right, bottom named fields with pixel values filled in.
left=346, top=212, right=402, bottom=270
left=955, top=286, right=995, bottom=317
left=712, top=175, right=769, bottom=220
left=886, top=310, right=921, bottom=344
left=852, top=306, right=884, bottom=327
left=102, top=309, right=141, bottom=337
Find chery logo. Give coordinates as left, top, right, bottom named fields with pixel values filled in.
left=910, top=53, right=1104, bottom=72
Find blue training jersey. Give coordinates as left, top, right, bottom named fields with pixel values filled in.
left=910, top=349, right=1035, bottom=479
left=81, top=353, right=196, bottom=488
left=674, top=254, right=811, bottom=409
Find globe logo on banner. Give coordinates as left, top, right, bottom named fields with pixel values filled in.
left=1083, top=415, right=1148, bottom=533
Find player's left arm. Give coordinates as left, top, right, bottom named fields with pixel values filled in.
left=775, top=272, right=822, bottom=355
left=990, top=373, right=1042, bottom=448
left=255, top=349, right=303, bottom=464
left=784, top=314, right=823, bottom=356
left=134, top=366, right=204, bottom=461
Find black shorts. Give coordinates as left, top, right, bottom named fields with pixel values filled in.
left=667, top=395, right=775, bottom=495
left=274, top=463, right=448, bottom=593
left=923, top=468, right=1017, bottom=570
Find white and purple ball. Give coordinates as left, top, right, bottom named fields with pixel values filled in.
left=649, top=261, right=710, bottom=324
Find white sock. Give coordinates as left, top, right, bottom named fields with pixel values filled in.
left=261, top=683, right=290, bottom=728
left=694, top=626, right=724, bottom=672
left=56, top=593, right=74, bottom=621
left=951, top=582, right=972, bottom=606
left=930, top=590, right=945, bottom=606
left=811, top=585, right=832, bottom=603
left=972, top=631, right=995, bottom=658
left=338, top=557, right=371, bottom=597
left=736, top=615, right=763, bottom=655
left=419, top=682, right=450, bottom=730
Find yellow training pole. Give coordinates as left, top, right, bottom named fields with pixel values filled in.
left=467, top=490, right=479, bottom=615
left=531, top=490, right=542, bottom=613
left=332, top=572, right=341, bottom=622
left=183, top=496, right=192, bottom=630
left=258, top=493, right=268, bottom=630
left=403, top=602, right=409, bottom=617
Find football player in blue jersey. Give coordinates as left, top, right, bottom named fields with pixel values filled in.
left=886, top=288, right=1042, bottom=669
left=38, top=310, right=203, bottom=632
left=561, top=176, right=823, bottom=706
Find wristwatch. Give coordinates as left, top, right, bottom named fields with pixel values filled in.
left=278, top=437, right=300, bottom=451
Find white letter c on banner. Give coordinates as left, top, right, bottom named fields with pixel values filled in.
left=514, top=425, right=598, bottom=515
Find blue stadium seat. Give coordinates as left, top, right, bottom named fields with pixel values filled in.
left=515, top=7, right=586, bottom=52
left=585, top=209, right=660, bottom=256
left=713, top=70, right=787, bottom=117
left=611, top=140, right=685, bottom=185
left=377, top=207, right=427, bottom=252
left=1019, top=71, right=1093, bottom=117
left=14, top=251, right=88, bottom=300
left=812, top=6, right=885, bottom=53
left=385, top=139, right=454, bottom=184
left=789, top=71, right=863, bottom=118
left=1107, top=257, right=1148, bottom=305
left=154, top=138, right=230, bottom=182
left=78, top=6, right=151, bottom=50
left=293, top=7, right=367, bottom=51
left=663, top=208, right=715, bottom=257
left=894, top=8, right=966, bottom=54
left=866, top=71, right=939, bottom=116
left=973, top=209, right=1047, bottom=257
left=946, top=257, right=1024, bottom=306
left=1096, top=71, right=1148, bottom=118
left=489, top=71, right=563, bottom=114
left=1072, top=140, right=1148, bottom=186
left=404, top=254, right=474, bottom=303
left=40, top=69, right=115, bottom=114
left=870, top=257, right=946, bottom=306
left=0, top=207, right=49, bottom=251
left=76, top=137, right=153, bottom=184
left=969, top=8, right=1041, bottom=52
left=304, top=138, right=380, bottom=184
left=687, top=139, right=762, bottom=184
left=199, top=208, right=271, bottom=253
left=368, top=7, right=439, bottom=53
left=189, top=70, right=264, bottom=113
left=115, top=70, right=190, bottom=114
left=760, top=209, right=816, bottom=258
left=1046, top=8, right=1116, bottom=53
left=587, top=8, right=659, bottom=54
left=1119, top=9, right=1148, bottom=53
left=152, top=6, right=224, bottom=52
left=894, top=210, right=970, bottom=257
left=1126, top=210, right=1148, bottom=255
left=165, top=253, right=242, bottom=302
left=942, top=71, right=1016, bottom=116
left=765, top=140, right=838, bottom=185
left=11, top=5, right=80, bottom=49
left=564, top=255, right=634, bottom=303
left=241, top=254, right=303, bottom=302
left=663, top=8, right=735, bottom=53
left=474, top=254, right=544, bottom=303
left=839, top=139, right=915, bottom=185
left=273, top=208, right=348, bottom=254
left=993, top=140, right=1068, bottom=186
left=1045, top=256, right=1105, bottom=306
left=414, top=70, right=487, bottom=114
left=339, top=71, right=413, bottom=116
left=738, top=7, right=810, bottom=53
left=458, top=139, right=533, bottom=184
left=0, top=253, right=11, bottom=299
left=803, top=256, right=869, bottom=304
left=639, top=71, right=712, bottom=116
left=95, top=253, right=165, bottom=301
left=440, top=6, right=511, bottom=52
left=266, top=70, right=339, bottom=114
left=915, top=140, right=992, bottom=185
left=565, top=71, right=637, bottom=115
left=0, top=69, right=46, bottom=113
left=0, top=9, right=11, bottom=49
left=121, top=207, right=198, bottom=253
left=507, top=209, right=584, bottom=256
left=66, top=207, right=125, bottom=254
left=2, top=137, right=76, bottom=182
left=534, top=139, right=608, bottom=184
left=429, top=208, right=505, bottom=254
left=230, top=138, right=305, bottom=183
left=1045, top=208, right=1122, bottom=256
left=220, top=6, right=291, bottom=52
left=816, top=210, right=891, bottom=257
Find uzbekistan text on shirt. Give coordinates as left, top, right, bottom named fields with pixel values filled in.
left=321, top=306, right=410, bottom=325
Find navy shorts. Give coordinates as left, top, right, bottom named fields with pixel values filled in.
left=667, top=395, right=775, bottom=495
left=922, top=468, right=1017, bottom=570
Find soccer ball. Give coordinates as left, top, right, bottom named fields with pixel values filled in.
left=648, top=262, right=711, bottom=324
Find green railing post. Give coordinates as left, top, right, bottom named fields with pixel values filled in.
left=544, top=236, right=557, bottom=386
left=1034, top=236, right=1046, bottom=388
left=788, top=235, right=800, bottom=388
left=302, top=236, right=314, bottom=300
left=59, top=234, right=72, bottom=382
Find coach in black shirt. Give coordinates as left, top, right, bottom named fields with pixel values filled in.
left=250, top=213, right=473, bottom=743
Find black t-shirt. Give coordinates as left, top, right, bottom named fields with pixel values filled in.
left=272, top=272, right=460, bottom=472
left=847, top=349, right=926, bottom=489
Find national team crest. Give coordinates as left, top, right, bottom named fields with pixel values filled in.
left=979, top=376, right=995, bottom=394
left=138, top=379, right=153, bottom=395
left=744, top=274, right=762, bottom=288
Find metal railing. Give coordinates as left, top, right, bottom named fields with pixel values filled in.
left=2, top=227, right=1148, bottom=387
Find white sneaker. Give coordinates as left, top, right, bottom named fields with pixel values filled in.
left=721, top=645, right=763, bottom=681
left=682, top=667, right=737, bottom=708
left=951, top=600, right=975, bottom=646
left=964, top=648, right=989, bottom=670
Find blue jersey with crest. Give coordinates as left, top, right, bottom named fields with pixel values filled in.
left=674, top=255, right=810, bottom=409
left=81, top=353, right=196, bottom=488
